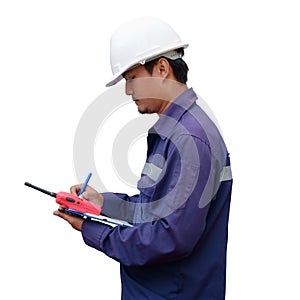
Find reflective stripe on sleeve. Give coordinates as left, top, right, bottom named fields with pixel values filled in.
left=142, top=163, right=163, bottom=182
left=219, top=166, right=232, bottom=182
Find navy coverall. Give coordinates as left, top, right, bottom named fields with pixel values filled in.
left=82, top=88, right=233, bottom=299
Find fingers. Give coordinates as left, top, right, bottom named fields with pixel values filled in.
left=53, top=209, right=71, bottom=220
left=70, top=184, right=82, bottom=195
left=70, top=183, right=96, bottom=196
left=53, top=210, right=84, bottom=231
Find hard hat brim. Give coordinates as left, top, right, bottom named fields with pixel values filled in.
left=105, top=43, right=189, bottom=87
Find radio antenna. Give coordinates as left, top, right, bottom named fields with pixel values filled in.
left=24, top=182, right=57, bottom=198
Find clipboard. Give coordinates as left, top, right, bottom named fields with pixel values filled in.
left=60, top=208, right=133, bottom=228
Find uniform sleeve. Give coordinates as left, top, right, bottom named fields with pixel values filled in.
left=81, top=135, right=215, bottom=266
left=101, top=192, right=139, bottom=222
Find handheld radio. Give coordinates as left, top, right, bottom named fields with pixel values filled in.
left=24, top=182, right=101, bottom=215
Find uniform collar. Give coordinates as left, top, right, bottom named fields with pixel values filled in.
left=150, top=87, right=198, bottom=140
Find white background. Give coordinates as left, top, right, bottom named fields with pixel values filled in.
left=1, top=0, right=300, bottom=299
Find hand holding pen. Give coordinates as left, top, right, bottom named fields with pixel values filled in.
left=70, top=173, right=104, bottom=209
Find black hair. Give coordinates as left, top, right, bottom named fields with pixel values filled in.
left=144, top=48, right=189, bottom=84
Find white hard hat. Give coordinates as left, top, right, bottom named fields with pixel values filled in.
left=106, top=16, right=189, bottom=87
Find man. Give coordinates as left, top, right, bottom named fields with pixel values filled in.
left=54, top=17, right=233, bottom=299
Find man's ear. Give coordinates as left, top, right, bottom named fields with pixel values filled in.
left=156, top=58, right=170, bottom=78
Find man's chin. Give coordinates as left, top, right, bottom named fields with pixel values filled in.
left=138, top=108, right=154, bottom=115
left=138, top=108, right=146, bottom=114
left=137, top=106, right=148, bottom=114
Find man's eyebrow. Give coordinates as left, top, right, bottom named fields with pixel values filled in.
left=123, top=64, right=140, bottom=79
left=123, top=71, right=133, bottom=80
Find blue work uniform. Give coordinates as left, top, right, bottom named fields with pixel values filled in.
left=82, top=88, right=233, bottom=299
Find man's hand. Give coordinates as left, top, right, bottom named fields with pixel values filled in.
left=53, top=184, right=104, bottom=231
left=70, top=184, right=104, bottom=208
left=53, top=209, right=84, bottom=231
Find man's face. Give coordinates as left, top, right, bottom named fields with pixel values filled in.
left=124, top=65, right=170, bottom=115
